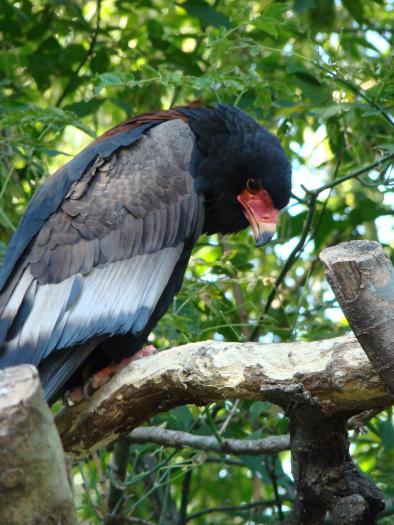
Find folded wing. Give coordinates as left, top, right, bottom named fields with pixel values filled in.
left=0, top=119, right=204, bottom=392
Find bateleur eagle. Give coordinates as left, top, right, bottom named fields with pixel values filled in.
left=0, top=104, right=292, bottom=401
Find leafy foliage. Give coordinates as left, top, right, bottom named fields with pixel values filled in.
left=1, top=0, right=394, bottom=523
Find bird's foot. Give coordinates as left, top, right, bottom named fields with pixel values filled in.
left=64, top=345, right=157, bottom=405
left=64, top=386, right=86, bottom=405
left=91, top=344, right=157, bottom=389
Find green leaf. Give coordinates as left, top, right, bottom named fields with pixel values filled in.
left=256, top=19, right=278, bottom=38
left=249, top=401, right=270, bottom=422
left=342, top=0, right=365, bottom=23
left=64, top=98, right=103, bottom=117
left=170, top=406, right=194, bottom=431
left=377, top=419, right=394, bottom=452
left=183, top=0, right=232, bottom=29
left=94, top=72, right=138, bottom=94
left=255, top=87, right=272, bottom=108
left=293, top=0, right=316, bottom=13
left=90, top=48, right=110, bottom=74
left=263, top=3, right=291, bottom=19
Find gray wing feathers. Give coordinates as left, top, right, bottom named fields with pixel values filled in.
left=0, top=119, right=203, bottom=365
left=2, top=245, right=184, bottom=361
left=28, top=120, right=197, bottom=284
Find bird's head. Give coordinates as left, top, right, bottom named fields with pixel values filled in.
left=182, top=104, right=292, bottom=246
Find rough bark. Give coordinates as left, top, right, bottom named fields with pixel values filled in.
left=278, top=239, right=394, bottom=525
left=260, top=385, right=384, bottom=525
left=320, top=240, right=394, bottom=397
left=56, top=334, right=390, bottom=459
left=0, top=365, right=77, bottom=525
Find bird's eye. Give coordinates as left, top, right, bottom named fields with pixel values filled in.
left=246, top=178, right=262, bottom=194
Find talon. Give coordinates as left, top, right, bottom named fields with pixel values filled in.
left=83, top=380, right=92, bottom=400
left=130, top=345, right=157, bottom=361
left=91, top=364, right=117, bottom=390
left=64, top=386, right=86, bottom=405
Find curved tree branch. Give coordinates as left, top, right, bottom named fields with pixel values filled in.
left=56, top=334, right=390, bottom=459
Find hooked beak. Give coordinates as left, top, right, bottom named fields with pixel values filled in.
left=237, top=189, right=279, bottom=247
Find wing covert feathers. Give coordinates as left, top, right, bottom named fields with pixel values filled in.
left=0, top=119, right=204, bottom=369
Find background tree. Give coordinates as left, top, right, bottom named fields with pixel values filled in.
left=0, top=0, right=393, bottom=523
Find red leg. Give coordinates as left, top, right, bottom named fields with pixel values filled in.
left=91, top=345, right=157, bottom=389
left=64, top=345, right=157, bottom=404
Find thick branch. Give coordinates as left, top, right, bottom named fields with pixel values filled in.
left=280, top=389, right=384, bottom=525
left=56, top=334, right=390, bottom=458
left=320, top=240, right=394, bottom=397
left=128, top=426, right=290, bottom=455
left=0, top=365, right=77, bottom=525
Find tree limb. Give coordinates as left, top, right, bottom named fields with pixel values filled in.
left=56, top=334, right=390, bottom=459
left=128, top=426, right=290, bottom=455
left=54, top=240, right=394, bottom=523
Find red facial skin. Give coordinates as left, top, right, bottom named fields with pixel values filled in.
left=237, top=188, right=279, bottom=245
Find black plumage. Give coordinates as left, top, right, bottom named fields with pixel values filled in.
left=0, top=104, right=292, bottom=401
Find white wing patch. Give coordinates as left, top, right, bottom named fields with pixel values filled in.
left=3, top=245, right=184, bottom=364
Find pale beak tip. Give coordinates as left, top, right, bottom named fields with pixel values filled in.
left=255, top=231, right=275, bottom=247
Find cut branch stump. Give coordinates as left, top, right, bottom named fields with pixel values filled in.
left=320, top=240, right=394, bottom=398
left=0, top=365, right=77, bottom=525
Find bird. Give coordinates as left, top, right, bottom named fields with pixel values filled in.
left=0, top=104, right=292, bottom=402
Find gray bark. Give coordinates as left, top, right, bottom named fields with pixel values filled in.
left=55, top=334, right=390, bottom=459
left=0, top=365, right=77, bottom=525
left=320, top=240, right=394, bottom=398
left=128, top=426, right=290, bottom=455
left=259, top=385, right=385, bottom=525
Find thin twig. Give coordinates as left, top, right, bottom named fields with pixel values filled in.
left=92, top=450, right=108, bottom=500
left=107, top=437, right=130, bottom=522
left=220, top=239, right=250, bottom=339
left=124, top=518, right=157, bottom=525
left=339, top=25, right=393, bottom=34
left=251, top=191, right=317, bottom=340
left=168, top=0, right=221, bottom=108
left=312, top=152, right=394, bottom=194
left=251, top=151, right=394, bottom=341
left=178, top=470, right=192, bottom=525
left=204, top=405, right=224, bottom=445
left=316, top=63, right=394, bottom=128
left=128, top=426, right=290, bottom=456
left=185, top=498, right=281, bottom=522
left=265, top=456, right=284, bottom=522
left=219, top=400, right=240, bottom=436
left=204, top=456, right=245, bottom=467
left=56, top=0, right=102, bottom=107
